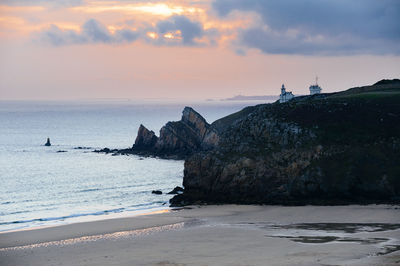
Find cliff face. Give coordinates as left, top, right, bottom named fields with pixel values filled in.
left=171, top=80, right=400, bottom=205
left=133, top=107, right=219, bottom=158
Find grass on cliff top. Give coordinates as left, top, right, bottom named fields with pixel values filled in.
left=335, top=90, right=400, bottom=99
left=211, top=105, right=257, bottom=132
left=212, top=80, right=400, bottom=146
left=328, top=82, right=400, bottom=100
left=278, top=83, right=400, bottom=144
left=213, top=80, right=400, bottom=132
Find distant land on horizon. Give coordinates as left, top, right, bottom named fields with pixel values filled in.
left=220, top=95, right=279, bottom=101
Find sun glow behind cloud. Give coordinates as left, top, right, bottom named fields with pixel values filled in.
left=146, top=32, right=158, bottom=39
left=163, top=30, right=181, bottom=40
left=70, top=2, right=201, bottom=16
left=0, top=0, right=250, bottom=47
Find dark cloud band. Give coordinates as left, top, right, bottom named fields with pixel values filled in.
left=213, top=0, right=400, bottom=55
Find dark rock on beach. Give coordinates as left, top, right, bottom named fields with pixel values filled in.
left=152, top=190, right=163, bottom=195
left=171, top=79, right=400, bottom=206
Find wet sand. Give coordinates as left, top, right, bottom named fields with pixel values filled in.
left=1, top=205, right=399, bottom=266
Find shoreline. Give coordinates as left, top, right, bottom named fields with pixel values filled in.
left=0, top=207, right=185, bottom=248
left=0, top=206, right=173, bottom=234
left=1, top=204, right=400, bottom=265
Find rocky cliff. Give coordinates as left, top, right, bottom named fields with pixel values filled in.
left=132, top=107, right=219, bottom=159
left=171, top=80, right=400, bottom=205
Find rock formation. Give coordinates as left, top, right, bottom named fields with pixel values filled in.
left=167, top=186, right=184, bottom=195
left=171, top=80, right=400, bottom=206
left=134, top=124, right=158, bottom=149
left=132, top=107, right=219, bottom=158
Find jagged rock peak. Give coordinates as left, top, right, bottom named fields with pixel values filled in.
left=182, top=107, right=207, bottom=125
left=181, top=107, right=209, bottom=140
left=131, top=107, right=219, bottom=158
left=134, top=124, right=158, bottom=148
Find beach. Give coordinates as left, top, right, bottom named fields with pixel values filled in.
left=1, top=204, right=399, bottom=266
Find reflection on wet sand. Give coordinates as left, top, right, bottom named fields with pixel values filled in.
left=270, top=235, right=388, bottom=244
left=218, top=222, right=400, bottom=257
left=2, top=219, right=400, bottom=259
left=267, top=223, right=400, bottom=233
left=261, top=223, right=400, bottom=256
left=0, top=222, right=185, bottom=252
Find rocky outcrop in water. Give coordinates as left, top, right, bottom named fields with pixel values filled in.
left=95, top=107, right=219, bottom=159
left=45, top=138, right=51, bottom=146
left=131, top=107, right=219, bottom=159
left=171, top=80, right=400, bottom=206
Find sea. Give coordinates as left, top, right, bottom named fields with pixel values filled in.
left=0, top=100, right=266, bottom=232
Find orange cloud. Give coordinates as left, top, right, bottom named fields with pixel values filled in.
left=0, top=0, right=252, bottom=49
left=70, top=2, right=203, bottom=17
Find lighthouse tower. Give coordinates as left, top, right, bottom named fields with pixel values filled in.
left=279, top=84, right=294, bottom=103
left=309, top=76, right=322, bottom=95
left=281, top=84, right=286, bottom=95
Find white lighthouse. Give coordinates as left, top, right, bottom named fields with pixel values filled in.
left=309, top=76, right=322, bottom=95
left=279, top=84, right=294, bottom=103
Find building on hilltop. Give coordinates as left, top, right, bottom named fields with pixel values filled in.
left=309, top=76, right=322, bottom=95
left=279, top=84, right=294, bottom=103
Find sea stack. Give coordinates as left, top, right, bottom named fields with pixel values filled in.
left=45, top=138, right=51, bottom=146
left=131, top=107, right=220, bottom=159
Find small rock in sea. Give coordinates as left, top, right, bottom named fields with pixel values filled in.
left=94, top=148, right=110, bottom=153
left=74, top=147, right=92, bottom=150
left=45, top=138, right=51, bottom=146
left=167, top=186, right=184, bottom=195
left=152, top=190, right=162, bottom=195
left=57, top=150, right=67, bottom=153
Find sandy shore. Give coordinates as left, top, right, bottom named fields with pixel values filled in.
left=1, top=204, right=399, bottom=266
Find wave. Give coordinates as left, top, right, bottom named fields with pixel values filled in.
left=0, top=201, right=167, bottom=227
left=0, top=207, right=126, bottom=226
left=79, top=188, right=101, bottom=193
left=76, top=183, right=157, bottom=194
left=1, top=199, right=33, bottom=205
left=2, top=209, right=33, bottom=216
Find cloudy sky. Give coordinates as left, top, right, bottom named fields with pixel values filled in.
left=0, top=0, right=399, bottom=100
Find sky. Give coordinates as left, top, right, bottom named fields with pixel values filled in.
left=0, top=0, right=399, bottom=100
